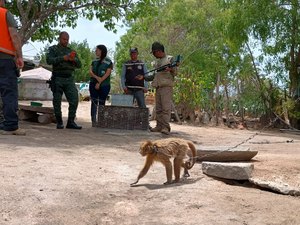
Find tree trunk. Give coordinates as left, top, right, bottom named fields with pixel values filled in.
left=224, top=81, right=230, bottom=127
left=215, top=73, right=221, bottom=126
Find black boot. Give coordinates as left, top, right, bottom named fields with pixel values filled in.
left=56, top=116, right=64, bottom=129
left=66, top=117, right=82, bottom=129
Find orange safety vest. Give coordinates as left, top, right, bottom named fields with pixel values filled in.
left=0, top=7, right=16, bottom=56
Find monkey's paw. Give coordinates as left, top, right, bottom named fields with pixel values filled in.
left=183, top=173, right=190, bottom=177
left=130, top=180, right=139, bottom=186
left=163, top=181, right=173, bottom=185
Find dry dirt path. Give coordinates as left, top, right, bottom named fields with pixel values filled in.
left=0, top=101, right=299, bottom=225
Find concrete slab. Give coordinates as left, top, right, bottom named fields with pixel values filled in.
left=202, top=161, right=254, bottom=180
left=249, top=178, right=300, bottom=196
left=196, top=146, right=258, bottom=162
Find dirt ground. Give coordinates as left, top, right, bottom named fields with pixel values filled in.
left=1, top=101, right=300, bottom=225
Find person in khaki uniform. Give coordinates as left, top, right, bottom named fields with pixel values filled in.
left=150, top=42, right=176, bottom=135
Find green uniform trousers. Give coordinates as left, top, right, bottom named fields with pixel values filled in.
left=51, top=76, right=79, bottom=119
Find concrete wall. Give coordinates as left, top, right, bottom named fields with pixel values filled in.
left=18, top=78, right=53, bottom=100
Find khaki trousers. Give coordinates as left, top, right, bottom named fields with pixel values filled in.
left=155, top=86, right=173, bottom=131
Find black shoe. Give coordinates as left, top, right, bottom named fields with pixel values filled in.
left=66, top=121, right=82, bottom=129
left=56, top=123, right=64, bottom=129
left=150, top=126, right=162, bottom=132
left=56, top=116, right=64, bottom=129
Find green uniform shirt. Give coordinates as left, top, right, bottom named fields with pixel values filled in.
left=46, top=44, right=82, bottom=77
left=90, top=57, right=113, bottom=87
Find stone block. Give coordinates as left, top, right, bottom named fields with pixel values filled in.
left=196, top=146, right=257, bottom=162
left=202, top=161, right=254, bottom=180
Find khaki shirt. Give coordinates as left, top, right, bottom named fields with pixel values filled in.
left=152, top=55, right=175, bottom=88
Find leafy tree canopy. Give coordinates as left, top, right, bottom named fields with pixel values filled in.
left=6, top=0, right=164, bottom=45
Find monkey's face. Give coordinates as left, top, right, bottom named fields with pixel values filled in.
left=139, top=141, right=153, bottom=156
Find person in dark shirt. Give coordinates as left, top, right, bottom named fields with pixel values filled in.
left=46, top=31, right=82, bottom=129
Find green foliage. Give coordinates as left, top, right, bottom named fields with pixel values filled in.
left=114, top=0, right=286, bottom=123
left=69, top=40, right=93, bottom=82
left=284, top=99, right=300, bottom=120
left=6, top=0, right=162, bottom=45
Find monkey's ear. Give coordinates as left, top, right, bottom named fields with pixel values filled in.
left=145, top=141, right=154, bottom=153
left=140, top=140, right=153, bottom=155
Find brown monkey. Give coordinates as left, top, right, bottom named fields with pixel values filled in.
left=131, top=138, right=197, bottom=185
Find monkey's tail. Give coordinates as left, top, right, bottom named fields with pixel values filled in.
left=185, top=142, right=197, bottom=170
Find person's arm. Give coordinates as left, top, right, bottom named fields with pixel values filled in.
left=72, top=52, right=82, bottom=68
left=7, top=12, right=23, bottom=69
left=164, top=56, right=177, bottom=75
left=46, top=46, right=64, bottom=65
left=95, top=63, right=113, bottom=90
left=8, top=27, right=23, bottom=69
left=120, top=64, right=128, bottom=93
left=89, top=65, right=97, bottom=78
left=143, top=64, right=149, bottom=90
left=97, top=67, right=112, bottom=84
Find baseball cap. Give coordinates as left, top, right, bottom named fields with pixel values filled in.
left=130, top=47, right=138, bottom=53
left=151, top=42, right=164, bottom=53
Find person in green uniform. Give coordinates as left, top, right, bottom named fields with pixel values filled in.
left=89, top=44, right=113, bottom=126
left=46, top=31, right=82, bottom=129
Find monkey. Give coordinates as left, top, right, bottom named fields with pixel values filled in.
left=130, top=138, right=197, bottom=185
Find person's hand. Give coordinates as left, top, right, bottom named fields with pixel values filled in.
left=124, top=87, right=128, bottom=94
left=63, top=55, right=69, bottom=61
left=164, top=66, right=172, bottom=72
left=69, top=51, right=76, bottom=61
left=16, top=57, right=24, bottom=69
left=135, top=74, right=144, bottom=80
left=143, top=88, right=148, bottom=93
left=63, top=51, right=76, bottom=61
left=95, top=82, right=100, bottom=90
left=96, top=77, right=102, bottom=84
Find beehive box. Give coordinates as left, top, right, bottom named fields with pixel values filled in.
left=110, top=94, right=134, bottom=107
left=97, top=105, right=149, bottom=130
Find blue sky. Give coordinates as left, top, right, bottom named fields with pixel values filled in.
left=22, top=18, right=128, bottom=61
